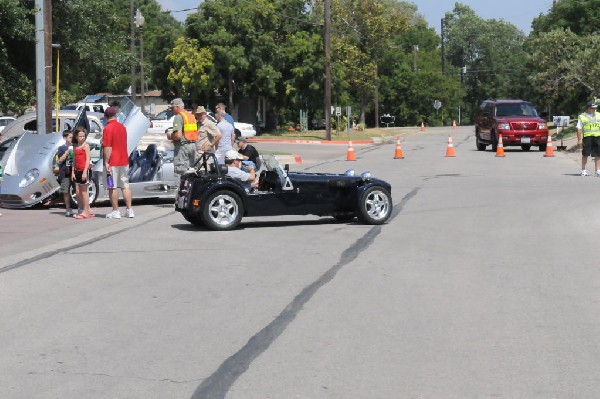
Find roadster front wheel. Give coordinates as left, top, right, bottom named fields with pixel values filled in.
left=356, top=186, right=392, bottom=225
left=201, top=190, right=243, bottom=230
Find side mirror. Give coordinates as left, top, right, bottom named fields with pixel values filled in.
left=219, top=164, right=229, bottom=175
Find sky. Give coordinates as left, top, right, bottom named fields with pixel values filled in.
left=157, top=0, right=554, bottom=34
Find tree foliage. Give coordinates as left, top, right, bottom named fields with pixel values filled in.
left=166, top=37, right=215, bottom=99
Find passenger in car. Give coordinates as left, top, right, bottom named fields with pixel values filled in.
left=224, top=150, right=258, bottom=191
left=237, top=137, right=261, bottom=171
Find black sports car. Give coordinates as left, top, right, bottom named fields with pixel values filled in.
left=175, top=153, right=392, bottom=230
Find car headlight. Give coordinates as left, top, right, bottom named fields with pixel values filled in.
left=344, top=169, right=355, bottom=176
left=498, top=123, right=510, bottom=130
left=361, top=171, right=372, bottom=181
left=19, top=168, right=40, bottom=188
left=539, top=123, right=546, bottom=129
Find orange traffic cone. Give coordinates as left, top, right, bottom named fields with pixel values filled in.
left=346, top=141, right=356, bottom=161
left=495, top=134, right=505, bottom=157
left=452, top=120, right=457, bottom=130
left=393, top=136, right=404, bottom=159
left=543, top=134, right=555, bottom=157
left=420, top=122, right=425, bottom=131
left=445, top=134, right=456, bottom=157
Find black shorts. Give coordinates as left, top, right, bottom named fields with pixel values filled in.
left=73, top=170, right=89, bottom=185
left=582, top=136, right=600, bottom=157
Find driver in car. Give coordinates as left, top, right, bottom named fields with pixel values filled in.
left=224, top=150, right=259, bottom=191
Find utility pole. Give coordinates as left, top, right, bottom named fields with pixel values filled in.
left=130, top=0, right=136, bottom=104
left=34, top=0, right=52, bottom=133
left=43, top=0, right=52, bottom=133
left=324, top=0, right=332, bottom=141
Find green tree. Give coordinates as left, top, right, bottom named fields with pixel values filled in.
left=166, top=37, right=216, bottom=99
left=443, top=3, right=528, bottom=120
left=0, top=0, right=35, bottom=113
left=531, top=0, right=600, bottom=36
left=331, top=0, right=409, bottom=126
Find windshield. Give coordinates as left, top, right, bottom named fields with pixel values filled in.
left=496, top=103, right=538, bottom=117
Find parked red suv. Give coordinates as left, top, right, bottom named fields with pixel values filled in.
left=475, top=99, right=549, bottom=152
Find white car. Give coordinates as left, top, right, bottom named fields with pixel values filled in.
left=0, top=116, right=16, bottom=134
left=147, top=109, right=257, bottom=138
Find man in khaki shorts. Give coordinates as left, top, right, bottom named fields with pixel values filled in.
left=102, top=106, right=134, bottom=218
left=194, top=106, right=221, bottom=161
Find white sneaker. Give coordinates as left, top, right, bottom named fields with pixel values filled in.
left=581, top=170, right=589, bottom=176
left=65, top=209, right=73, bottom=217
left=125, top=208, right=135, bottom=218
left=595, top=170, right=600, bottom=177
left=106, top=210, right=122, bottom=219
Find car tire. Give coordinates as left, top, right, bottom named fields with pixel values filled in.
left=201, top=190, right=243, bottom=230
left=475, top=131, right=486, bottom=151
left=521, top=144, right=531, bottom=151
left=69, top=177, right=98, bottom=208
left=539, top=144, right=547, bottom=151
left=490, top=132, right=498, bottom=152
left=356, top=186, right=392, bottom=225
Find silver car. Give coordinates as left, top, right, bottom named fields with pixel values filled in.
left=0, top=98, right=178, bottom=208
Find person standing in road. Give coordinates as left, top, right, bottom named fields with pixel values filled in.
left=215, top=102, right=235, bottom=126
left=214, top=111, right=235, bottom=164
left=576, top=101, right=600, bottom=176
left=167, top=98, right=198, bottom=176
left=194, top=106, right=221, bottom=161
left=102, top=106, right=134, bottom=219
left=56, top=129, right=75, bottom=216
left=71, top=127, right=94, bottom=219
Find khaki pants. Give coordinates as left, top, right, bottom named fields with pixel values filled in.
left=174, top=142, right=197, bottom=176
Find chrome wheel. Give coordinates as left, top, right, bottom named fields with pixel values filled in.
left=357, top=186, right=392, bottom=225
left=202, top=190, right=243, bottom=230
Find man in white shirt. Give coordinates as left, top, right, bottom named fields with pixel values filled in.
left=215, top=111, right=235, bottom=164
left=224, top=150, right=258, bottom=191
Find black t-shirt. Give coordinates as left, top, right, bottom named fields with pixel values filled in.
left=238, top=144, right=259, bottom=165
left=57, top=145, right=73, bottom=179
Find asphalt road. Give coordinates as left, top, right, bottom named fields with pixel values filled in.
left=2, top=125, right=600, bottom=398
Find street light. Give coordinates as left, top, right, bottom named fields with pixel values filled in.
left=135, top=9, right=145, bottom=115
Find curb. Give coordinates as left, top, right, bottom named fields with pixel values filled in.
left=274, top=154, right=303, bottom=164
left=247, top=138, right=375, bottom=145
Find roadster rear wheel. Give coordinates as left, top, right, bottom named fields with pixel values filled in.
left=69, top=178, right=98, bottom=208
left=356, top=186, right=392, bottom=225
left=201, top=190, right=243, bottom=230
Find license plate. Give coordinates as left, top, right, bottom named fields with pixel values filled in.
left=521, top=137, right=530, bottom=144
left=177, top=196, right=185, bottom=208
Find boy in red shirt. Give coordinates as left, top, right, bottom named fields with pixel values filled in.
left=102, top=106, right=134, bottom=218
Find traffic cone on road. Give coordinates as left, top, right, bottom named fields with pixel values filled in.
left=420, top=122, right=425, bottom=131
left=495, top=134, right=505, bottom=157
left=445, top=135, right=456, bottom=157
left=544, top=134, right=555, bottom=157
left=346, top=141, right=356, bottom=161
left=452, top=120, right=457, bottom=130
left=393, top=136, right=404, bottom=159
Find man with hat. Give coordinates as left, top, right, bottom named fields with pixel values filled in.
left=576, top=101, right=600, bottom=176
left=224, top=149, right=258, bottom=191
left=166, top=98, right=198, bottom=177
left=194, top=106, right=221, bottom=161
